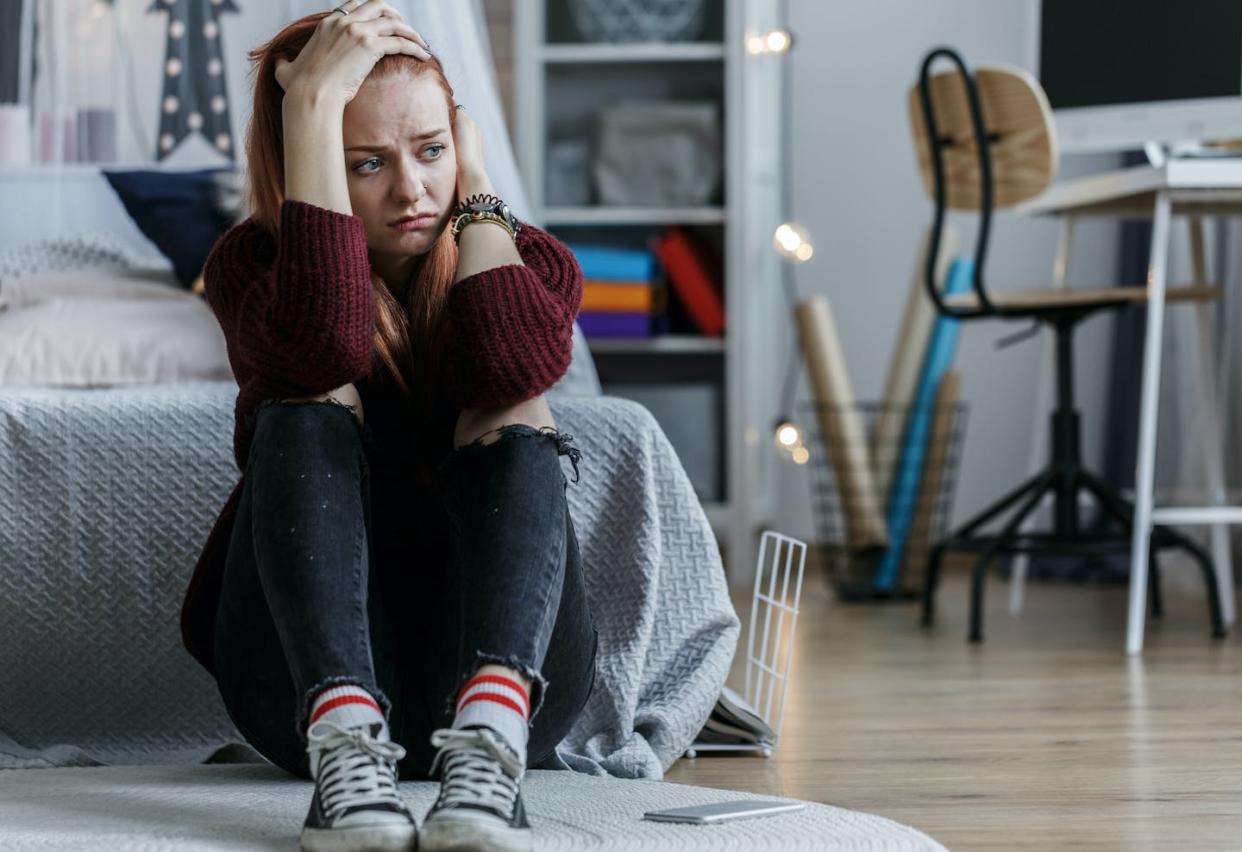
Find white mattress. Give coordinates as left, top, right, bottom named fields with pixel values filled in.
left=0, top=764, right=947, bottom=851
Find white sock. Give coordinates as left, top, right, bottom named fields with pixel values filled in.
left=452, top=672, right=530, bottom=769
left=308, top=683, right=389, bottom=740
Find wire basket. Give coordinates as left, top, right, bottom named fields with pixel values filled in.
left=685, top=530, right=806, bottom=759
left=566, top=0, right=708, bottom=43
left=801, top=400, right=969, bottom=601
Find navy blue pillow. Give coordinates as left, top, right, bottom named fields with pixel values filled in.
left=102, top=168, right=236, bottom=289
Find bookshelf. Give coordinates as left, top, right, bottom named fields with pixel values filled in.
left=511, top=0, right=786, bottom=580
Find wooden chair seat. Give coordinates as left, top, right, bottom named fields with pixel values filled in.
left=943, top=283, right=1220, bottom=312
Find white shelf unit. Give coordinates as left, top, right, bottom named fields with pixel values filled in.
left=513, top=0, right=786, bottom=581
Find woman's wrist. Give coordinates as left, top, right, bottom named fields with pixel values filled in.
left=283, top=82, right=346, bottom=116
left=457, top=171, right=496, bottom=202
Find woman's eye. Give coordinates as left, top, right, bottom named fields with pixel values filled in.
left=354, top=157, right=380, bottom=173
left=425, top=144, right=445, bottom=159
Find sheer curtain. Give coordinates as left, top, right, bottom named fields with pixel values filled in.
left=14, top=1, right=533, bottom=222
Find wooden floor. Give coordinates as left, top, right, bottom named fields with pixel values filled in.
left=667, top=563, right=1242, bottom=850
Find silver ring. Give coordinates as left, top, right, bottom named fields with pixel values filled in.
left=332, top=2, right=351, bottom=15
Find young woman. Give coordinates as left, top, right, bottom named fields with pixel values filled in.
left=178, top=2, right=596, bottom=850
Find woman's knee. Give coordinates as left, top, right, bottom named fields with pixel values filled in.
left=453, top=395, right=554, bottom=449
left=270, top=382, right=365, bottom=424
left=252, top=384, right=371, bottom=455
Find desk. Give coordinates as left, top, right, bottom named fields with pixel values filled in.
left=1018, top=159, right=1242, bottom=654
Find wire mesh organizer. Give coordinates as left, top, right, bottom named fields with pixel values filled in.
left=685, top=530, right=806, bottom=759
left=802, top=400, right=969, bottom=602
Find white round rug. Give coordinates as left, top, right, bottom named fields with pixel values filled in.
left=0, top=764, right=945, bottom=850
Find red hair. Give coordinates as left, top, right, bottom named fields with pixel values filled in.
left=244, top=13, right=460, bottom=488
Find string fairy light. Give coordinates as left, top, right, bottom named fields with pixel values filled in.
left=761, top=0, right=813, bottom=465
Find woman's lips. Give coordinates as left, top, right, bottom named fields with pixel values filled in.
left=390, top=214, right=435, bottom=232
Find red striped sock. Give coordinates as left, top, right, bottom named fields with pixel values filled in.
left=453, top=672, right=530, bottom=767
left=308, top=684, right=388, bottom=739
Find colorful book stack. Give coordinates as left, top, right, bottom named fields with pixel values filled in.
left=567, top=243, right=665, bottom=338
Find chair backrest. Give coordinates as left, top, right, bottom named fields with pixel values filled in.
left=905, top=48, right=1059, bottom=318
left=907, top=64, right=1057, bottom=210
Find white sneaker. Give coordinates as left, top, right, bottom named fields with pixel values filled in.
left=299, top=720, right=418, bottom=852
left=418, top=726, right=534, bottom=852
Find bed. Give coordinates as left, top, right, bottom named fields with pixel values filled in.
left=0, top=183, right=739, bottom=780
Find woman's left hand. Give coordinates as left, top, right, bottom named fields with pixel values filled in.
left=452, top=104, right=492, bottom=200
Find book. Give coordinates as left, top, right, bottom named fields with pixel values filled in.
left=871, top=257, right=973, bottom=592
left=795, top=295, right=889, bottom=548
left=582, top=281, right=656, bottom=312
left=653, top=227, right=725, bottom=336
left=872, top=226, right=957, bottom=501
left=577, top=311, right=651, bottom=337
left=565, top=243, right=657, bottom=281
left=899, top=370, right=961, bottom=594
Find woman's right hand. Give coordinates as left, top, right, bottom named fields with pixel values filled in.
left=275, top=0, right=431, bottom=106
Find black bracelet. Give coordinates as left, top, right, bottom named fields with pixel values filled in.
left=453, top=193, right=503, bottom=218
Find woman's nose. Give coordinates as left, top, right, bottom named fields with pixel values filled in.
left=391, top=167, right=427, bottom=203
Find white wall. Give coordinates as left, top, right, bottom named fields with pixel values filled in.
left=775, top=0, right=1123, bottom=544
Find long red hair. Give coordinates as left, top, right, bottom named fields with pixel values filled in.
left=244, top=13, right=459, bottom=487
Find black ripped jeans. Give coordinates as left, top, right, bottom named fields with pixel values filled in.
left=211, top=396, right=598, bottom=781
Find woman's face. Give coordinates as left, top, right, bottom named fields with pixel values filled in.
left=342, top=73, right=457, bottom=280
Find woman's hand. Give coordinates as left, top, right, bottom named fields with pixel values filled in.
left=452, top=104, right=492, bottom=202
left=274, top=0, right=431, bottom=106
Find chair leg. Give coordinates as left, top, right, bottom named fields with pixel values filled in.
left=1078, top=470, right=1133, bottom=533
left=1155, top=526, right=1227, bottom=639
left=922, top=543, right=948, bottom=627
left=969, top=550, right=996, bottom=643
left=1149, top=550, right=1163, bottom=619
left=955, top=470, right=1052, bottom=540
left=967, top=473, right=1056, bottom=643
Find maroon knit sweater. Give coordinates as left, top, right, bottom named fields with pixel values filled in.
left=181, top=199, right=583, bottom=676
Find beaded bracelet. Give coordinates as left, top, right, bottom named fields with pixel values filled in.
left=451, top=210, right=518, bottom=244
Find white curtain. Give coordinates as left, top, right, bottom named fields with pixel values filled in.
left=14, top=0, right=532, bottom=223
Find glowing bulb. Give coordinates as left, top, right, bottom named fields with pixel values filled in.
left=791, top=446, right=810, bottom=465
left=764, top=29, right=792, bottom=53
left=747, top=29, right=794, bottom=55
left=773, top=222, right=814, bottom=262
left=774, top=421, right=802, bottom=450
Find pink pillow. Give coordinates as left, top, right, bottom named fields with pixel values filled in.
left=0, top=296, right=233, bottom=386
left=0, top=266, right=186, bottom=311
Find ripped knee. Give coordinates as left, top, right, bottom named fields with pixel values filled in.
left=273, top=383, right=364, bottom=425
left=448, top=423, right=583, bottom=484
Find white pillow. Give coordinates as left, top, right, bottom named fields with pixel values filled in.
left=0, top=296, right=234, bottom=386
left=0, top=266, right=185, bottom=312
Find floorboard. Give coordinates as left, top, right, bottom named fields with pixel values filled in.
left=667, top=563, right=1242, bottom=850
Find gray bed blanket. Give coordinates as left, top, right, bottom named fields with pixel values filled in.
left=0, top=381, right=739, bottom=778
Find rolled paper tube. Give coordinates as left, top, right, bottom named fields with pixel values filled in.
left=871, top=225, right=957, bottom=501
left=899, top=370, right=961, bottom=594
left=794, top=296, right=889, bottom=548
left=0, top=104, right=32, bottom=166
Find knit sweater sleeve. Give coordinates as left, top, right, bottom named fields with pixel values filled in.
left=444, top=222, right=584, bottom=409
left=203, top=200, right=374, bottom=396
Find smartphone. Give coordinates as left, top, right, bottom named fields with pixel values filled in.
left=642, top=799, right=806, bottom=824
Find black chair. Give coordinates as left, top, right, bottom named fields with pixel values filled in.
left=907, top=47, right=1227, bottom=643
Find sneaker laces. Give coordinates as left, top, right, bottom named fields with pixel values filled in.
left=428, top=727, right=523, bottom=818
left=307, top=720, right=408, bottom=820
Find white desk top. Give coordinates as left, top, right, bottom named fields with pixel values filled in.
left=1017, top=158, right=1242, bottom=218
